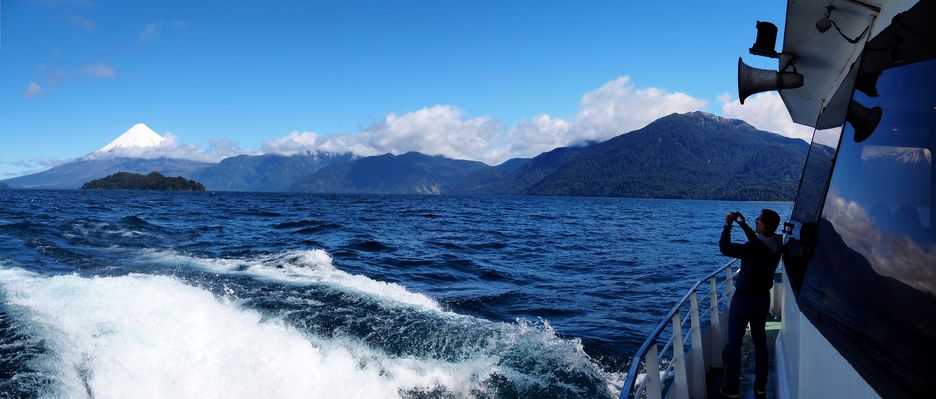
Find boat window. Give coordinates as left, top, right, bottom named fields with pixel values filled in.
left=789, top=126, right=841, bottom=225
left=798, top=57, right=936, bottom=398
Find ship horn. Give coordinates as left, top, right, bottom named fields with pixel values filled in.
left=738, top=58, right=805, bottom=104
left=848, top=100, right=883, bottom=143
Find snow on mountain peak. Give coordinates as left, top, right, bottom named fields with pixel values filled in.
left=95, top=123, right=166, bottom=154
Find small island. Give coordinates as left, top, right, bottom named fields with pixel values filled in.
left=81, top=172, right=205, bottom=191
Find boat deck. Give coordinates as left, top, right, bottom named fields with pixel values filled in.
left=706, top=320, right=780, bottom=398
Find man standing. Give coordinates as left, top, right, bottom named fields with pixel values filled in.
left=719, top=209, right=782, bottom=398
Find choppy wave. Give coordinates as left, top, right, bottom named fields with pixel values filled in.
left=140, top=248, right=442, bottom=311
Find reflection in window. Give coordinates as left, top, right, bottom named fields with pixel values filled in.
left=803, top=57, right=936, bottom=397
left=794, top=3, right=936, bottom=395
left=822, top=59, right=936, bottom=295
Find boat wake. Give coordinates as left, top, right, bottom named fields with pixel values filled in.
left=0, top=249, right=623, bottom=398
left=141, top=248, right=442, bottom=311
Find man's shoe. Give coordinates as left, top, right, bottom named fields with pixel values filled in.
left=720, top=385, right=739, bottom=398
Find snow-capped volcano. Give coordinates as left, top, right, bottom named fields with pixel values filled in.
left=94, top=123, right=166, bottom=155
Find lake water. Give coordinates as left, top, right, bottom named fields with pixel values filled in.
left=0, top=190, right=789, bottom=398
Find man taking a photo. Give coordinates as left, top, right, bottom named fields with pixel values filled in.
left=719, top=209, right=782, bottom=398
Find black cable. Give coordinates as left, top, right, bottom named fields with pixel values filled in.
left=830, top=19, right=869, bottom=44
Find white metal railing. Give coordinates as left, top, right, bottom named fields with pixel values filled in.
left=619, top=259, right=740, bottom=399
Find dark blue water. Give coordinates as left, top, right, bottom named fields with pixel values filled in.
left=0, top=190, right=788, bottom=398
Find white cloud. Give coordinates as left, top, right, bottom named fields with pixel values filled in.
left=307, top=105, right=508, bottom=165
left=574, top=76, right=708, bottom=142
left=506, top=114, right=573, bottom=158
left=502, top=77, right=706, bottom=159
left=140, top=22, right=161, bottom=41
left=261, top=131, right=319, bottom=156
left=23, top=82, right=43, bottom=99
left=81, top=64, right=116, bottom=79
left=261, top=76, right=709, bottom=164
left=720, top=92, right=814, bottom=142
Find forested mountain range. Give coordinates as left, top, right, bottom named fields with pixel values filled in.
left=191, top=152, right=354, bottom=192
left=291, top=152, right=489, bottom=194
left=2, top=112, right=810, bottom=200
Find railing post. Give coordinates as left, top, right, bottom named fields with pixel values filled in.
left=671, top=310, right=690, bottom=399
left=724, top=264, right=735, bottom=356
left=645, top=343, right=662, bottom=399
left=709, top=277, right=722, bottom=368
left=726, top=264, right=735, bottom=305
left=689, top=291, right=707, bottom=398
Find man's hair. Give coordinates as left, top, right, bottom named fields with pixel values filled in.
left=760, top=209, right=780, bottom=233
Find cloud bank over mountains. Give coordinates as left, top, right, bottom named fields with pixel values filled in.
left=20, top=75, right=815, bottom=171
left=256, top=76, right=808, bottom=165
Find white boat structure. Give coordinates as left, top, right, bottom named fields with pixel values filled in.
left=619, top=0, right=935, bottom=398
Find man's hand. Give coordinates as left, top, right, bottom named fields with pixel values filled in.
left=725, top=213, right=736, bottom=226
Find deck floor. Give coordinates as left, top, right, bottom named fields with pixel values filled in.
left=706, top=321, right=780, bottom=399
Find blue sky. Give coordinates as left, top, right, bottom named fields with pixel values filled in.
left=0, top=0, right=803, bottom=177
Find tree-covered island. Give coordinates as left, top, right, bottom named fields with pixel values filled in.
left=81, top=172, right=205, bottom=191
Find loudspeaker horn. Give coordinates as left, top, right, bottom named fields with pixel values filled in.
left=738, top=57, right=804, bottom=104
left=848, top=100, right=883, bottom=143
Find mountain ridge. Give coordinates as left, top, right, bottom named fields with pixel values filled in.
left=192, top=152, right=355, bottom=192
left=291, top=152, right=488, bottom=194
left=524, top=112, right=808, bottom=200
left=2, top=113, right=810, bottom=199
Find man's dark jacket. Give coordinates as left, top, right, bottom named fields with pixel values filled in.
left=719, top=224, right=782, bottom=297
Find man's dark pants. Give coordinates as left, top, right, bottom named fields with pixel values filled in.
left=724, top=293, right=771, bottom=390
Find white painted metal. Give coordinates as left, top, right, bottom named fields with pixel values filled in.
left=775, top=267, right=881, bottom=399
left=726, top=266, right=734, bottom=306
left=645, top=344, right=663, bottom=399
left=671, top=310, right=690, bottom=399
left=778, top=0, right=916, bottom=129
left=774, top=328, right=793, bottom=399
left=709, top=277, right=722, bottom=368
left=689, top=292, right=707, bottom=398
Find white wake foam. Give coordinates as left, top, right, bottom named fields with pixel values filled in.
left=0, top=267, right=494, bottom=399
left=141, top=249, right=442, bottom=311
